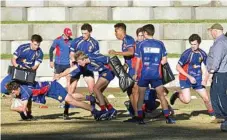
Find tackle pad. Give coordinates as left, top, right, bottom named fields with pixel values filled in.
left=109, top=56, right=134, bottom=92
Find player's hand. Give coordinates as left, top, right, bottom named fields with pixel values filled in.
left=123, top=63, right=128, bottom=71
left=201, top=80, right=207, bottom=86
left=188, top=76, right=196, bottom=84
left=54, top=74, right=60, bottom=80
left=108, top=50, right=116, bottom=55
left=50, top=62, right=54, bottom=69
left=133, top=74, right=137, bottom=81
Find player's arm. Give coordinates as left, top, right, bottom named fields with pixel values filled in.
left=49, top=40, right=57, bottom=68
left=201, top=52, right=209, bottom=85
left=11, top=45, right=23, bottom=67
left=55, top=65, right=78, bottom=79
left=11, top=100, right=28, bottom=115
left=70, top=51, right=75, bottom=65
left=161, top=56, right=167, bottom=65
left=134, top=45, right=142, bottom=80
left=31, top=51, right=44, bottom=70
left=201, top=65, right=209, bottom=86
left=69, top=41, right=76, bottom=66
left=161, top=44, right=168, bottom=65
left=134, top=57, right=141, bottom=80
left=11, top=56, right=19, bottom=67
left=109, top=47, right=134, bottom=57
left=176, top=64, right=191, bottom=78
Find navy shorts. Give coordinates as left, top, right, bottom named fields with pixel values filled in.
left=54, top=63, right=70, bottom=74
left=70, top=66, right=94, bottom=82
left=46, top=81, right=67, bottom=103
left=180, top=80, right=204, bottom=90
left=138, top=78, right=163, bottom=88
left=99, top=70, right=115, bottom=82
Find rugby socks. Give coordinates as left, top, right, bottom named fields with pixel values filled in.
left=142, top=104, right=146, bottom=112
left=163, top=109, right=170, bottom=119
left=208, top=109, right=215, bottom=116
left=86, top=95, right=96, bottom=104
left=85, top=95, right=91, bottom=101
left=137, top=110, right=143, bottom=118
left=106, top=104, right=113, bottom=111
left=100, top=105, right=107, bottom=112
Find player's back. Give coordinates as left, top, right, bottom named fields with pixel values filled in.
left=139, top=39, right=166, bottom=80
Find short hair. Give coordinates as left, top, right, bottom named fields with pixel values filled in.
left=188, top=34, right=201, bottom=44
left=81, top=23, right=92, bottom=32
left=31, top=34, right=43, bottom=43
left=225, top=32, right=227, bottom=37
left=114, top=23, right=126, bottom=32
left=142, top=24, right=155, bottom=36
left=6, top=81, right=20, bottom=91
left=136, top=27, right=143, bottom=36
left=74, top=51, right=88, bottom=61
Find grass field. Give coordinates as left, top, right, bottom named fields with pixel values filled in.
left=1, top=88, right=227, bottom=140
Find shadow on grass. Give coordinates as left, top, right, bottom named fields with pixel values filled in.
left=1, top=120, right=226, bottom=140
left=35, top=112, right=79, bottom=120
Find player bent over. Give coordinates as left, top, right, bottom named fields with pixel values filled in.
left=56, top=51, right=117, bottom=120
left=6, top=80, right=105, bottom=121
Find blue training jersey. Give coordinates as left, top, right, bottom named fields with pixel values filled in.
left=49, top=36, right=72, bottom=65
left=20, top=85, right=33, bottom=101
left=70, top=36, right=100, bottom=56
left=86, top=53, right=111, bottom=72
left=122, top=35, right=135, bottom=69
left=178, top=48, right=207, bottom=81
left=13, top=43, right=43, bottom=68
left=138, top=39, right=167, bottom=80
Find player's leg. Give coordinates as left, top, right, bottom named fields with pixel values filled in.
left=132, top=84, right=139, bottom=116
left=196, top=88, right=215, bottom=117
left=137, top=86, right=147, bottom=124
left=93, top=77, right=110, bottom=119
left=123, top=84, right=139, bottom=122
left=65, top=94, right=93, bottom=111
left=0, top=74, right=13, bottom=94
left=84, top=76, right=95, bottom=95
left=55, top=64, right=74, bottom=119
left=170, top=80, right=192, bottom=105
left=154, top=80, right=175, bottom=124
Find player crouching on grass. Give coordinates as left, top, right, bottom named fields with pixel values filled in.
left=6, top=80, right=105, bottom=121
left=55, top=51, right=117, bottom=120
left=124, top=86, right=174, bottom=120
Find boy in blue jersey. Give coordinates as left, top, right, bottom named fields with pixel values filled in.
left=109, top=23, right=139, bottom=121
left=49, top=28, right=73, bottom=119
left=170, top=34, right=215, bottom=120
left=122, top=27, right=144, bottom=122
left=56, top=51, right=117, bottom=120
left=135, top=24, right=175, bottom=124
left=69, top=24, right=99, bottom=98
left=6, top=80, right=105, bottom=121
left=1, top=34, right=43, bottom=94
left=0, top=34, right=43, bottom=120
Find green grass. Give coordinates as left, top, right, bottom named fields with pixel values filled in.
left=0, top=53, right=181, bottom=59
left=2, top=19, right=227, bottom=24
left=1, top=88, right=226, bottom=140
